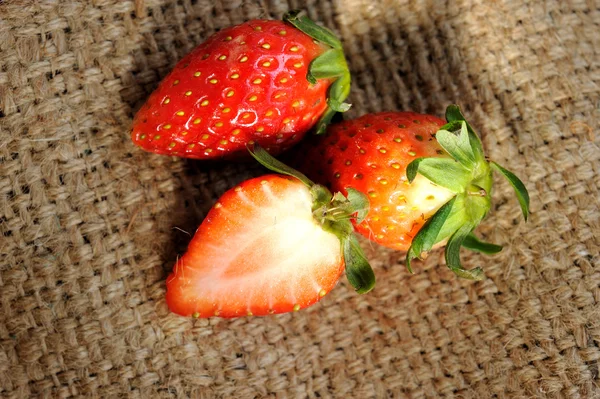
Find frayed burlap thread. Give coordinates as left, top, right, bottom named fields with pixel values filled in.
left=0, top=0, right=598, bottom=398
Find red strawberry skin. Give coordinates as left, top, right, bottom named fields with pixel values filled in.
left=165, top=174, right=344, bottom=318
left=132, top=20, right=330, bottom=159
left=296, top=112, right=454, bottom=251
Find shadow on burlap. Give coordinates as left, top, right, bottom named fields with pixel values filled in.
left=0, top=0, right=598, bottom=398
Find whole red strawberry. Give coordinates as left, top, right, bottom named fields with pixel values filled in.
left=131, top=11, right=351, bottom=159
left=296, top=105, right=530, bottom=279
left=166, top=145, right=374, bottom=318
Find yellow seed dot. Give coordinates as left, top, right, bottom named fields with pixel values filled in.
left=254, top=26, right=262, bottom=31
left=261, top=180, right=267, bottom=185
left=292, top=101, right=300, bottom=108
left=218, top=55, right=227, bottom=60
left=268, top=309, right=275, bottom=314
left=372, top=216, right=380, bottom=222
left=194, top=71, right=201, bottom=77
left=368, top=191, right=377, bottom=198
left=225, top=36, right=232, bottom=41
left=247, top=311, right=253, bottom=316
left=185, top=91, right=192, bottom=96
left=387, top=225, right=396, bottom=230
left=290, top=46, right=299, bottom=52
left=220, top=139, right=228, bottom=145
left=345, top=160, right=352, bottom=165
left=412, top=206, right=419, bottom=211
left=209, top=78, right=218, bottom=84
left=248, top=140, right=255, bottom=145
left=398, top=195, right=406, bottom=201
left=242, top=113, right=251, bottom=119
left=140, top=134, right=146, bottom=139
left=426, top=195, right=435, bottom=200
left=173, top=80, right=179, bottom=85
left=249, top=95, right=258, bottom=102
left=193, top=118, right=201, bottom=124
left=253, top=78, right=262, bottom=84
left=256, top=126, right=264, bottom=132
left=265, top=110, right=274, bottom=117
left=398, top=213, right=406, bottom=219
left=293, top=62, right=302, bottom=68
left=279, top=30, right=287, bottom=35
left=293, top=304, right=300, bottom=312
left=382, top=206, right=390, bottom=211
left=201, top=134, right=209, bottom=140
left=274, top=93, right=282, bottom=99
left=163, top=97, right=170, bottom=105
left=240, top=41, right=246, bottom=45
left=240, top=56, right=248, bottom=63
left=163, top=124, right=171, bottom=130
left=214, top=202, right=222, bottom=208
left=262, top=61, right=271, bottom=67
left=232, top=129, right=241, bottom=135
left=359, top=149, right=366, bottom=154
left=226, top=90, right=234, bottom=97
left=205, top=148, right=213, bottom=153
left=230, top=73, right=240, bottom=79
left=214, top=310, right=220, bottom=316
left=380, top=179, right=388, bottom=185
left=276, top=133, right=283, bottom=139
left=379, top=148, right=387, bottom=154
left=319, top=289, right=326, bottom=297
left=181, top=131, right=188, bottom=136
left=282, top=118, right=291, bottom=124
left=192, top=312, right=200, bottom=318
left=408, top=151, right=416, bottom=156
left=215, top=122, right=223, bottom=127
left=377, top=234, right=384, bottom=239
left=235, top=186, right=242, bottom=192
left=391, top=163, right=400, bottom=169
left=187, top=143, right=195, bottom=149
left=200, top=100, right=209, bottom=106
left=202, top=53, right=210, bottom=59
left=169, top=142, right=176, bottom=148
left=261, top=43, right=271, bottom=49
left=334, top=173, right=341, bottom=178
left=371, top=164, right=377, bottom=169
left=176, top=111, right=185, bottom=116
left=279, top=77, right=288, bottom=83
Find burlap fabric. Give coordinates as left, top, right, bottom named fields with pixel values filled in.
left=1, top=0, right=598, bottom=398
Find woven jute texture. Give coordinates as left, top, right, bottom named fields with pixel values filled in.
left=1, top=0, right=599, bottom=398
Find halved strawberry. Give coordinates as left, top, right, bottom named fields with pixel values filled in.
left=166, top=146, right=374, bottom=318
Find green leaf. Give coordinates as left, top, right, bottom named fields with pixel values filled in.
left=326, top=73, right=352, bottom=113
left=435, top=123, right=476, bottom=168
left=247, top=143, right=313, bottom=187
left=406, top=197, right=457, bottom=273
left=445, top=224, right=485, bottom=280
left=490, top=161, right=530, bottom=221
left=308, top=49, right=348, bottom=80
left=314, top=107, right=338, bottom=135
left=406, top=157, right=472, bottom=193
left=343, top=234, right=375, bottom=294
left=462, top=233, right=503, bottom=254
left=310, top=184, right=333, bottom=210
left=345, top=188, right=369, bottom=224
left=443, top=104, right=485, bottom=162
left=283, top=10, right=342, bottom=50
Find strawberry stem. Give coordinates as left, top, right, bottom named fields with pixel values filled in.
left=283, top=10, right=352, bottom=135
left=406, top=105, right=530, bottom=279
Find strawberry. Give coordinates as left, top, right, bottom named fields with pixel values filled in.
left=131, top=11, right=351, bottom=160
left=296, top=105, right=530, bottom=279
left=166, top=145, right=374, bottom=318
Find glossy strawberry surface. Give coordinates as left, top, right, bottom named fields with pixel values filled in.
left=132, top=20, right=330, bottom=159
left=296, top=112, right=454, bottom=251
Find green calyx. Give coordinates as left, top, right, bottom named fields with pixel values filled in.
left=283, top=10, right=352, bottom=134
left=248, top=143, right=375, bottom=294
left=406, top=105, right=530, bottom=280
